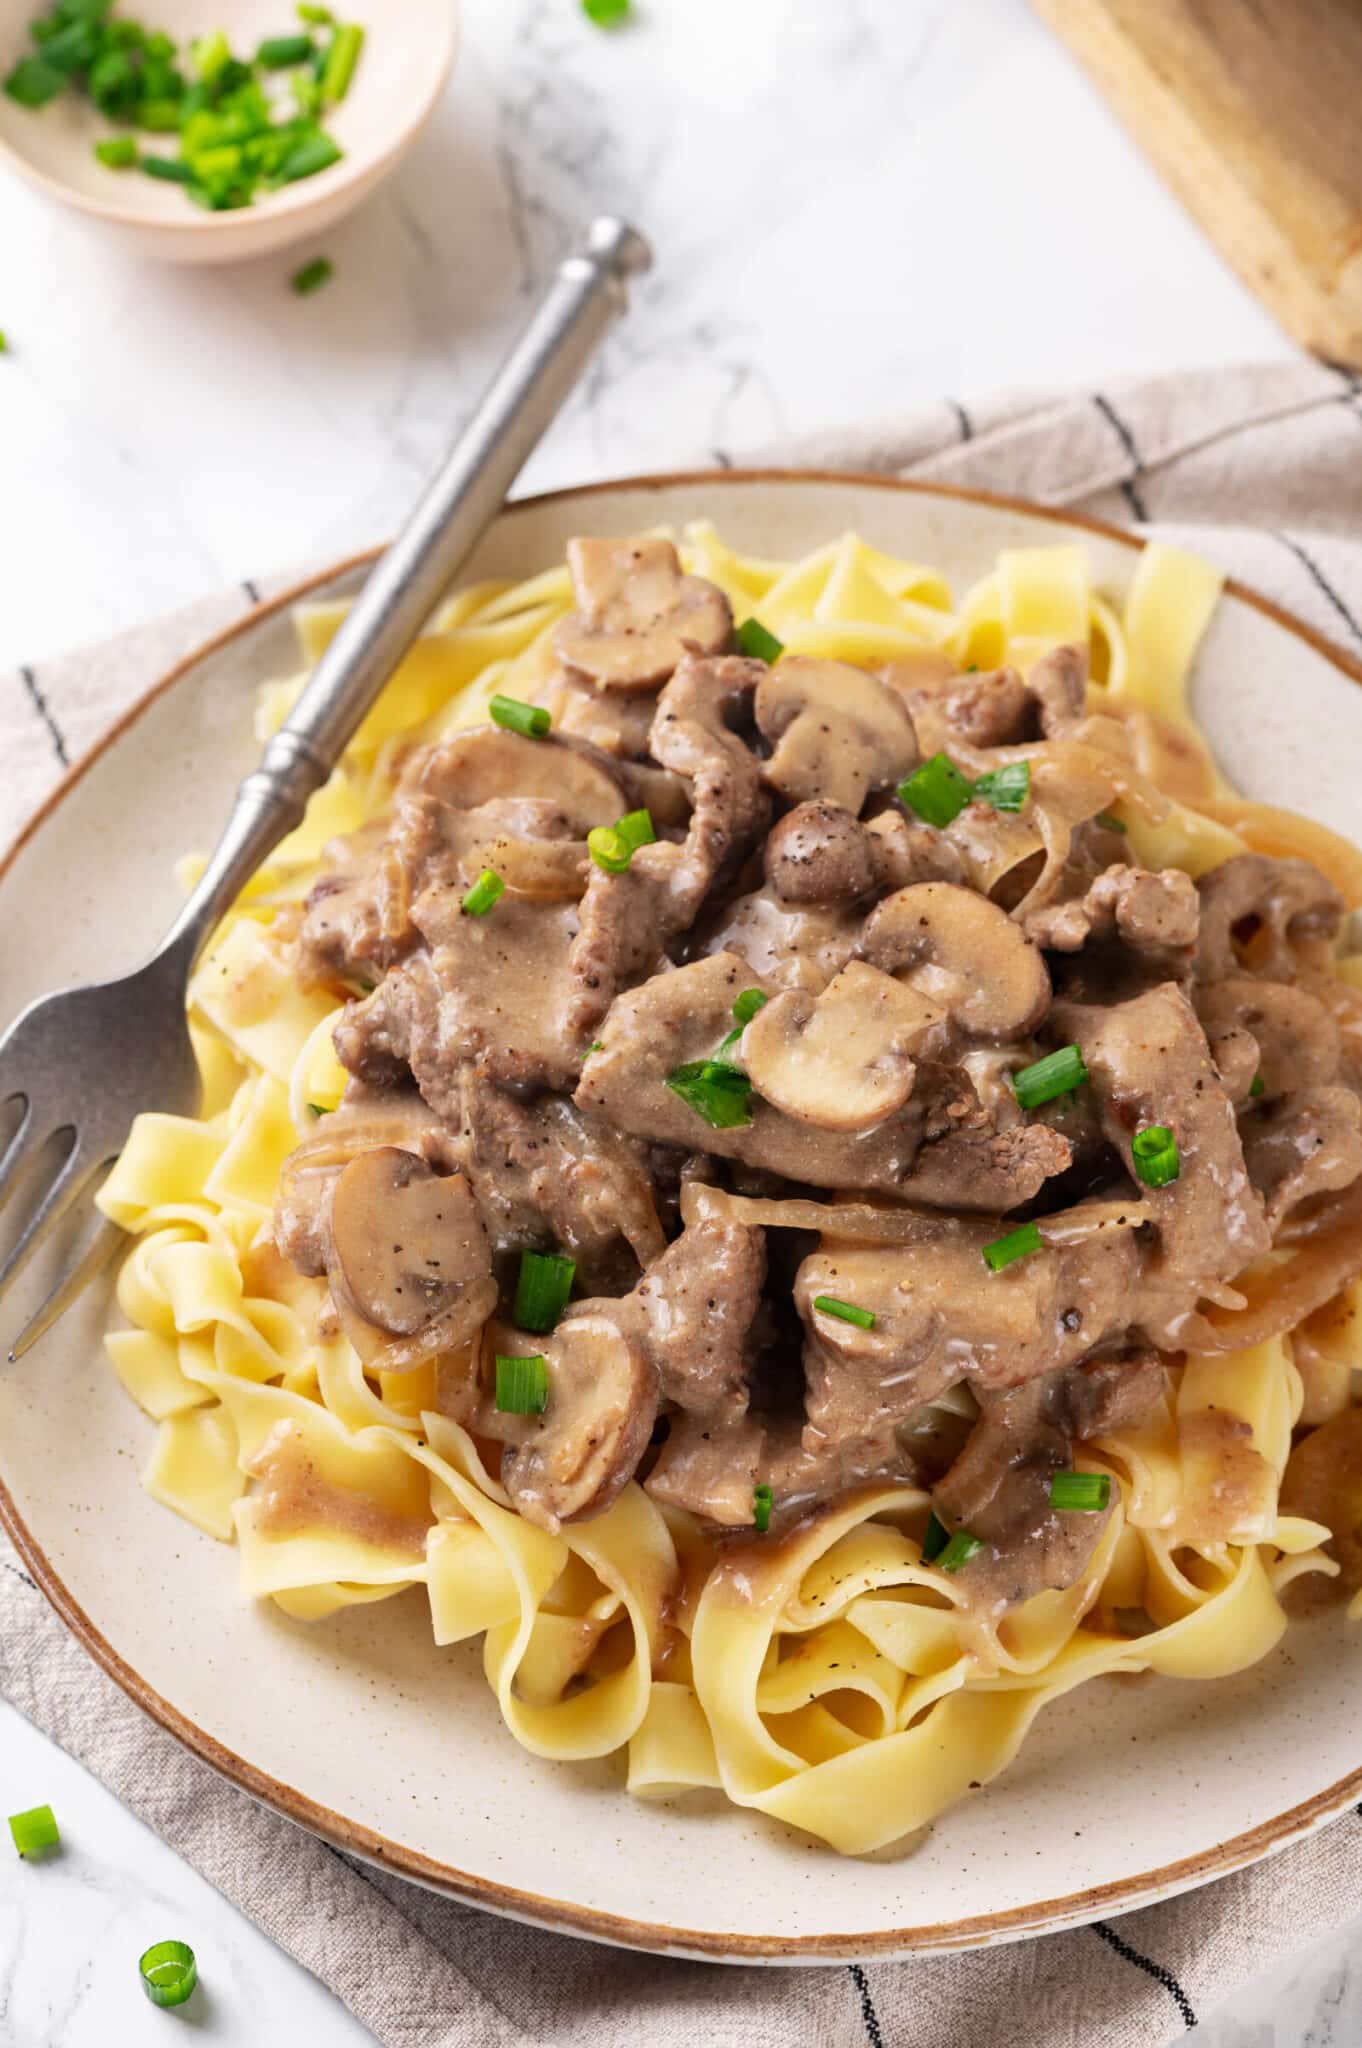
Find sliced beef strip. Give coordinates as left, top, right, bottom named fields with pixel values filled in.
left=1195, top=977, right=1342, bottom=1100
left=934, top=1352, right=1163, bottom=1609
left=1023, top=862, right=1200, bottom=973
left=542, top=671, right=661, bottom=758
left=645, top=1408, right=910, bottom=1528
left=1196, top=853, right=1344, bottom=982
left=1052, top=981, right=1272, bottom=1347
left=703, top=887, right=863, bottom=994
left=1240, top=1087, right=1362, bottom=1231
left=631, top=1211, right=766, bottom=1416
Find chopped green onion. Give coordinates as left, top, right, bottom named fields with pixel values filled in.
left=1049, top=1471, right=1112, bottom=1512
left=94, top=135, right=138, bottom=167
left=291, top=256, right=333, bottom=296
left=937, top=1528, right=984, bottom=1572
left=1131, top=1124, right=1180, bottom=1188
left=191, top=29, right=232, bottom=81
left=898, top=751, right=973, bottom=829
left=586, top=1041, right=604, bottom=1055
left=0, top=333, right=9, bottom=353
left=972, top=759, right=1031, bottom=813
left=983, top=1220, right=1043, bottom=1274
left=813, top=1295, right=876, bottom=1330
left=732, top=987, right=768, bottom=1026
left=137, top=96, right=183, bottom=130
left=4, top=56, right=66, bottom=106
left=298, top=3, right=335, bottom=22
left=320, top=21, right=364, bottom=102
left=513, top=1251, right=576, bottom=1334
left=257, top=32, right=314, bottom=66
left=588, top=825, right=632, bottom=874
left=139, top=1939, right=197, bottom=2009
left=665, top=1058, right=753, bottom=1129
left=277, top=130, right=342, bottom=181
left=583, top=0, right=632, bottom=26
left=306, top=1102, right=330, bottom=1119
left=461, top=868, right=504, bottom=917
left=1249, top=1073, right=1266, bottom=1099
left=8, top=1804, right=59, bottom=1858
left=1011, top=1043, right=1089, bottom=1110
left=140, top=154, right=195, bottom=182
left=615, top=807, right=656, bottom=851
left=1094, top=809, right=1127, bottom=834
left=495, top=1352, right=548, bottom=1416
left=490, top=693, right=550, bottom=739
left=734, top=617, right=783, bottom=663
left=921, top=1509, right=948, bottom=1563
left=752, top=1482, right=772, bottom=1533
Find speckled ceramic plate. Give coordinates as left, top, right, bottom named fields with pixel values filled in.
left=2, top=474, right=1361, bottom=1962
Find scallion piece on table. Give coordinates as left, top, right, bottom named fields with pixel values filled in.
left=813, top=1295, right=876, bottom=1330
left=291, top=256, right=334, bottom=295
left=1011, top=1043, right=1088, bottom=1110
left=971, top=759, right=1031, bottom=813
left=734, top=617, right=783, bottom=664
left=1094, top=809, right=1127, bottom=834
left=937, top=1528, right=984, bottom=1573
left=320, top=21, right=364, bottom=102
left=665, top=1058, right=753, bottom=1130
left=1249, top=1073, right=1266, bottom=1099
left=616, top=807, right=656, bottom=851
left=898, top=751, right=973, bottom=829
left=582, top=0, right=633, bottom=27
left=513, top=1250, right=576, bottom=1334
left=1131, top=1124, right=1180, bottom=1188
left=588, top=825, right=632, bottom=874
left=94, top=135, right=138, bottom=167
left=8, top=1804, right=59, bottom=1858
left=495, top=1352, right=548, bottom=1416
left=461, top=868, right=504, bottom=917
left=139, top=1940, right=197, bottom=2009
left=490, top=692, right=550, bottom=739
left=1049, top=1471, right=1112, bottom=1513
left=140, top=154, right=195, bottom=182
left=257, top=32, right=314, bottom=66
left=921, top=1509, right=949, bottom=1563
left=752, top=1482, right=773, bottom=1533
left=982, top=1220, right=1042, bottom=1274
left=277, top=130, right=342, bottom=181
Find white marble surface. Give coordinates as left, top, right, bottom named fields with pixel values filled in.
left=0, top=0, right=1342, bottom=2042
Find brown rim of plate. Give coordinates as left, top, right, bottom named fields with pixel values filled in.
left=1, top=470, right=1361, bottom=1962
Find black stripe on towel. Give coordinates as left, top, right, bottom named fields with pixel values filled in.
left=0, top=1557, right=37, bottom=1592
left=1274, top=531, right=1362, bottom=649
left=1091, top=393, right=1149, bottom=523
left=946, top=396, right=974, bottom=444
left=846, top=1963, right=886, bottom=2048
left=19, top=665, right=69, bottom=768
left=241, top=578, right=263, bottom=605
left=1090, top=1919, right=1196, bottom=2029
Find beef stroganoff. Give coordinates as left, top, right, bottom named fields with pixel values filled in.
left=98, top=524, right=1362, bottom=1854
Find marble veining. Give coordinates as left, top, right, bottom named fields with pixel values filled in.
left=0, top=0, right=1328, bottom=2040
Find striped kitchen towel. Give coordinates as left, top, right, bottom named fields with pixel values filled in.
left=3, top=357, right=1362, bottom=2048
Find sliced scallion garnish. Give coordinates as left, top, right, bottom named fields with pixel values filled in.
left=616, top=807, right=656, bottom=851
left=1094, top=809, right=1127, bottom=834
left=139, top=1940, right=197, bottom=2009
left=1249, top=1073, right=1266, bottom=1099
left=320, top=21, right=364, bottom=101
left=1011, top=1044, right=1088, bottom=1110
left=8, top=1804, right=59, bottom=1858
left=937, top=1528, right=984, bottom=1572
left=513, top=1251, right=576, bottom=1334
left=813, top=1295, right=876, bottom=1330
left=734, top=617, right=783, bottom=664
left=921, top=1509, right=949, bottom=1563
left=1131, top=1124, right=1180, bottom=1188
left=1049, top=1471, right=1112, bottom=1512
left=732, top=987, right=768, bottom=1025
left=587, top=825, right=632, bottom=874
left=490, top=693, right=551, bottom=739
left=898, top=750, right=973, bottom=829
left=94, top=135, right=138, bottom=167
left=982, top=1220, right=1042, bottom=1274
left=665, top=1058, right=753, bottom=1129
left=257, top=32, right=314, bottom=66
left=752, top=1482, right=773, bottom=1533
left=971, top=760, right=1031, bottom=813
left=495, top=1353, right=548, bottom=1415
left=461, top=868, right=504, bottom=917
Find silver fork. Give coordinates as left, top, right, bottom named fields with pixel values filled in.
left=0, top=215, right=651, bottom=1362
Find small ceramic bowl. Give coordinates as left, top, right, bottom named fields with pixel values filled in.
left=0, top=0, right=458, bottom=263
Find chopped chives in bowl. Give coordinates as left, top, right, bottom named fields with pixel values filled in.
left=138, top=1939, right=197, bottom=2008
left=813, top=1295, right=876, bottom=1330
left=1131, top=1124, right=1180, bottom=1188
left=8, top=1804, right=59, bottom=1858
left=1049, top=1471, right=1112, bottom=1512
left=1011, top=1044, right=1088, bottom=1110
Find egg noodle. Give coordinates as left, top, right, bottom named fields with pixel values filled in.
left=97, top=525, right=1362, bottom=1855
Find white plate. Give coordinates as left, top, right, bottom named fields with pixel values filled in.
left=2, top=473, right=1361, bottom=1961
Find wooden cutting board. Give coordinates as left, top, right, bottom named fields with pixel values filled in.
left=1031, top=0, right=1362, bottom=368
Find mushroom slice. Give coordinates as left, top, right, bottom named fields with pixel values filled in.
left=859, top=881, right=1051, bottom=1043
left=327, top=1147, right=496, bottom=1362
left=754, top=657, right=918, bottom=814
left=403, top=727, right=624, bottom=833
left=742, top=961, right=947, bottom=1132
left=458, top=832, right=588, bottom=901
left=500, top=1311, right=658, bottom=1532
left=553, top=536, right=732, bottom=692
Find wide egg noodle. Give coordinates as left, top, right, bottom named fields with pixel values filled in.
left=95, top=531, right=1358, bottom=1852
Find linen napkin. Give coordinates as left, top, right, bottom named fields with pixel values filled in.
left=4, top=358, right=1362, bottom=2048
